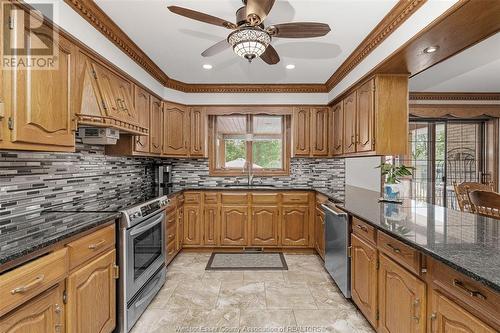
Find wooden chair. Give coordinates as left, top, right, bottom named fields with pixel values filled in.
left=467, top=190, right=500, bottom=219
left=453, top=182, right=494, bottom=213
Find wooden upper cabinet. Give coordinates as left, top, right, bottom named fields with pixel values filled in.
left=221, top=206, right=248, bottom=246
left=66, top=249, right=117, bottom=333
left=190, top=107, right=206, bottom=157
left=356, top=79, right=375, bottom=152
left=133, top=86, right=150, bottom=153
left=293, top=107, right=310, bottom=156
left=149, top=97, right=163, bottom=154
left=0, top=284, right=65, bottom=333
left=183, top=205, right=201, bottom=245
left=430, top=290, right=496, bottom=333
left=311, top=107, right=329, bottom=156
left=281, top=206, right=309, bottom=246
left=343, top=92, right=357, bottom=154
left=331, top=102, right=344, bottom=156
left=351, top=233, right=378, bottom=328
left=163, top=104, right=189, bottom=156
left=5, top=31, right=76, bottom=151
left=250, top=206, right=279, bottom=246
left=378, top=254, right=426, bottom=333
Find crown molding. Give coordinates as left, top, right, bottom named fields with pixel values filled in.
left=325, top=0, right=426, bottom=90
left=64, top=0, right=423, bottom=94
left=410, top=92, right=500, bottom=101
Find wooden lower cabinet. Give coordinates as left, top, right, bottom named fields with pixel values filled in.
left=250, top=206, right=279, bottom=246
left=0, top=284, right=65, bottom=333
left=430, top=290, right=496, bottom=333
left=183, top=205, right=202, bottom=245
left=203, top=205, right=219, bottom=246
left=314, top=207, right=325, bottom=260
left=351, top=233, right=378, bottom=328
left=378, top=254, right=426, bottom=333
left=66, top=249, right=117, bottom=333
left=281, top=206, right=309, bottom=246
left=221, top=206, right=248, bottom=246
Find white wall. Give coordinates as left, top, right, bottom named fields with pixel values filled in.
left=345, top=157, right=381, bottom=192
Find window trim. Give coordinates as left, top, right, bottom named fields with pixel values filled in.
left=208, top=114, right=291, bottom=176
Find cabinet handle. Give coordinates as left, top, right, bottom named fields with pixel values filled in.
left=88, top=239, right=106, bottom=250
left=168, top=234, right=175, bottom=240
left=386, top=243, right=401, bottom=254
left=54, top=304, right=63, bottom=332
left=430, top=313, right=436, bottom=333
left=452, top=279, right=487, bottom=300
left=412, top=298, right=420, bottom=322
left=351, top=135, right=355, bottom=146
left=11, top=274, right=45, bottom=294
left=356, top=224, right=368, bottom=232
left=0, top=98, right=5, bottom=119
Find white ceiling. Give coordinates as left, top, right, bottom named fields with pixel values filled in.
left=409, top=32, right=500, bottom=92
left=94, top=0, right=397, bottom=84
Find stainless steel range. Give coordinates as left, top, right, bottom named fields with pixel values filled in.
left=118, top=195, right=169, bottom=333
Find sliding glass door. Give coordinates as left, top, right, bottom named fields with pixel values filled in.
left=401, top=120, right=486, bottom=208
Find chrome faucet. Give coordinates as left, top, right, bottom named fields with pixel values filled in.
left=244, top=161, right=254, bottom=186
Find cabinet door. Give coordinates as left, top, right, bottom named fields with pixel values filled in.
left=315, top=207, right=325, bottom=260
left=11, top=32, right=75, bottom=148
left=351, top=234, right=378, bottom=328
left=112, top=76, right=137, bottom=125
left=133, top=86, right=150, bottom=153
left=293, top=107, right=310, bottom=156
left=163, top=104, right=189, bottom=156
left=378, top=254, right=426, bottom=333
left=91, top=63, right=120, bottom=117
left=221, top=206, right=248, bottom=246
left=204, top=205, right=219, bottom=246
left=190, top=107, right=206, bottom=157
left=0, top=284, right=64, bottom=333
left=356, top=79, right=375, bottom=152
left=66, top=249, right=117, bottom=333
left=430, top=290, right=496, bottom=333
left=177, top=204, right=184, bottom=249
left=183, top=205, right=201, bottom=245
left=331, top=102, right=343, bottom=156
left=311, top=107, right=329, bottom=156
left=251, top=206, right=279, bottom=246
left=281, top=206, right=309, bottom=246
left=343, top=92, right=357, bottom=154
left=149, top=97, right=162, bottom=154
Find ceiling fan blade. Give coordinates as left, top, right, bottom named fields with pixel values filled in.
left=260, top=45, right=280, bottom=65
left=245, top=0, right=276, bottom=26
left=168, top=6, right=237, bottom=29
left=201, top=40, right=230, bottom=57
left=267, top=22, right=331, bottom=38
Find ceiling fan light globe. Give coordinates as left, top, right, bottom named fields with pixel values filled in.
left=228, top=27, right=271, bottom=61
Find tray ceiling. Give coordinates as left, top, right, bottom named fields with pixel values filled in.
left=94, top=0, right=398, bottom=85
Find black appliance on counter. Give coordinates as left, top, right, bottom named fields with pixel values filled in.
left=154, top=164, right=173, bottom=196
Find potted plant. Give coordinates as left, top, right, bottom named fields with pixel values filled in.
left=377, top=162, right=413, bottom=202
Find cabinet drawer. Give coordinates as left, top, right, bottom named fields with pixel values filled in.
left=0, top=248, right=68, bottom=317
left=184, top=192, right=201, bottom=204
left=66, top=224, right=115, bottom=270
left=221, top=193, right=248, bottom=204
left=166, top=222, right=177, bottom=244
left=252, top=193, right=279, bottom=204
left=282, top=193, right=309, bottom=204
left=377, top=231, right=421, bottom=275
left=352, top=217, right=376, bottom=244
left=204, top=193, right=218, bottom=204
left=429, top=259, right=500, bottom=329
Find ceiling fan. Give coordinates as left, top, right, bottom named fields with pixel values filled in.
left=167, top=0, right=331, bottom=65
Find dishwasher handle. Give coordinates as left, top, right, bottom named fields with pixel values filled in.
left=321, top=203, right=348, bottom=217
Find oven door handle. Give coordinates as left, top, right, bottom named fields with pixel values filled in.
left=129, top=214, right=164, bottom=236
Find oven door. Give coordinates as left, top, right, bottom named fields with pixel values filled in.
left=125, top=211, right=165, bottom=300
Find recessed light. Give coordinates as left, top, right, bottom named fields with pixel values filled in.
left=423, top=46, right=439, bottom=54
left=286, top=64, right=295, bottom=70
left=202, top=64, right=213, bottom=70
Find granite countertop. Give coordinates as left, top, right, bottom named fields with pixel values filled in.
left=338, top=185, right=500, bottom=292
left=0, top=211, right=120, bottom=268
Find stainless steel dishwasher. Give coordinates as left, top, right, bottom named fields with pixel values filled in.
left=322, top=202, right=351, bottom=298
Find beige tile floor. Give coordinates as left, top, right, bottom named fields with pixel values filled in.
left=131, top=252, right=374, bottom=333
